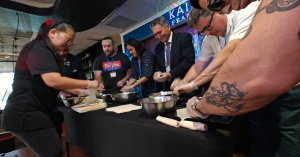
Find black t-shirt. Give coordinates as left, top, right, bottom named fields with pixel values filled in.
left=1, top=40, right=61, bottom=131
left=93, top=52, right=131, bottom=94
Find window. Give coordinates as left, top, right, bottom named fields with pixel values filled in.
left=0, top=73, right=14, bottom=110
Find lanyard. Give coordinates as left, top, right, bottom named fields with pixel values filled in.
left=164, top=44, right=172, bottom=66
left=138, top=61, right=142, bottom=77
left=105, top=53, right=115, bottom=70
left=218, top=35, right=227, bottom=50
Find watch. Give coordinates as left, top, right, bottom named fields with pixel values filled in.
left=191, top=97, right=209, bottom=119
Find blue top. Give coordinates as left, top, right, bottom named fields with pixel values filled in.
left=131, top=51, right=157, bottom=96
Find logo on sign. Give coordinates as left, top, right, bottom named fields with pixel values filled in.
left=167, top=1, right=191, bottom=26
left=103, top=61, right=122, bottom=71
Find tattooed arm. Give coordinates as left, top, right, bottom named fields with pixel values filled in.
left=193, top=0, right=300, bottom=116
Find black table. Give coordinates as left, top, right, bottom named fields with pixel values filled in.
left=59, top=98, right=243, bottom=157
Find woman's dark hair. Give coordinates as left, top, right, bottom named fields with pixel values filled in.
left=125, top=38, right=146, bottom=57
left=33, top=19, right=75, bottom=75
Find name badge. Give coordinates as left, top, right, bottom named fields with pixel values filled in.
left=110, top=71, right=116, bottom=78
left=166, top=66, right=170, bottom=72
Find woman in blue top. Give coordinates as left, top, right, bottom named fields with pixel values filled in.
left=121, top=38, right=157, bottom=97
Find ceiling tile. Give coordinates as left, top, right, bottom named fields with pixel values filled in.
left=70, top=44, right=90, bottom=50
left=80, top=40, right=99, bottom=46
left=69, top=49, right=84, bottom=55
left=106, top=15, right=137, bottom=29
left=87, top=34, right=105, bottom=41
left=138, top=0, right=179, bottom=12
left=89, top=24, right=123, bottom=36
left=121, top=1, right=156, bottom=22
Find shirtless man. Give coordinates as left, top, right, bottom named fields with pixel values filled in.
left=184, top=0, right=300, bottom=156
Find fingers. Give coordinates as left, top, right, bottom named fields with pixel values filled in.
left=170, top=78, right=181, bottom=90
left=173, top=86, right=181, bottom=96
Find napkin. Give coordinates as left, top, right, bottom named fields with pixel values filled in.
left=176, top=108, right=192, bottom=120
left=72, top=102, right=107, bottom=113
left=156, top=116, right=179, bottom=128
left=105, top=104, right=142, bottom=114
left=156, top=116, right=208, bottom=131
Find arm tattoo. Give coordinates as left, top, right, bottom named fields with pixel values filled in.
left=242, top=25, right=253, bottom=40
left=256, top=0, right=300, bottom=15
left=205, top=82, right=248, bottom=113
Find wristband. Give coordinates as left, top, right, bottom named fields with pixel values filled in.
left=191, top=81, right=198, bottom=90
left=191, top=97, right=209, bottom=119
left=130, top=85, right=134, bottom=90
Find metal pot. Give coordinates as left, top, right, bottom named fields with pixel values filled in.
left=62, top=97, right=85, bottom=107
left=111, top=91, right=138, bottom=103
left=147, top=91, right=173, bottom=98
left=96, top=93, right=112, bottom=103
left=138, top=96, right=178, bottom=117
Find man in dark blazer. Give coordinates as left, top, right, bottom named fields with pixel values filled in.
left=151, top=16, right=195, bottom=91
left=51, top=49, right=86, bottom=140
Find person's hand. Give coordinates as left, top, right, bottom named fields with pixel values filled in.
left=173, top=81, right=198, bottom=96
left=120, top=85, right=133, bottom=92
left=89, top=80, right=99, bottom=89
left=98, top=83, right=105, bottom=93
left=157, top=72, right=171, bottom=82
left=186, top=96, right=199, bottom=118
left=170, top=78, right=187, bottom=90
left=58, top=91, right=71, bottom=99
left=117, top=79, right=126, bottom=87
left=153, top=71, right=162, bottom=81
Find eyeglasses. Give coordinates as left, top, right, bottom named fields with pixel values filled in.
left=207, top=0, right=225, bottom=13
left=198, top=12, right=215, bottom=36
left=56, top=30, right=73, bottom=46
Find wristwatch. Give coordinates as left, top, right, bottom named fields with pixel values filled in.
left=191, top=97, right=209, bottom=119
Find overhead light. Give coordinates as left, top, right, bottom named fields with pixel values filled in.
left=5, top=55, right=10, bottom=58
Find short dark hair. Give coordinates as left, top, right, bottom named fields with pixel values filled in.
left=125, top=38, right=146, bottom=57
left=102, top=37, right=114, bottom=46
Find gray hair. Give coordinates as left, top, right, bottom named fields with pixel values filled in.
left=55, top=23, right=75, bottom=33
left=150, top=16, right=169, bottom=29
left=187, top=7, right=213, bottom=28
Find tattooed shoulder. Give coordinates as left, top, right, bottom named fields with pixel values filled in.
left=205, top=82, right=248, bottom=113
left=256, top=0, right=300, bottom=15
left=242, top=25, right=253, bottom=40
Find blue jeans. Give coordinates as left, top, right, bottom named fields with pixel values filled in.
left=11, top=127, right=62, bottom=157
left=248, top=85, right=300, bottom=157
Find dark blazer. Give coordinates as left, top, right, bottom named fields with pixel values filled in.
left=154, top=32, right=195, bottom=91
left=64, top=53, right=86, bottom=79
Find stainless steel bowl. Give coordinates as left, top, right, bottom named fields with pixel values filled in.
left=138, top=96, right=178, bottom=117
left=96, top=93, right=112, bottom=103
left=62, top=97, right=85, bottom=107
left=111, top=91, right=138, bottom=103
left=147, top=91, right=174, bottom=98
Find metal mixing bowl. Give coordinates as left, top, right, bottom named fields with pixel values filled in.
left=138, top=96, right=178, bottom=117
left=62, top=97, right=85, bottom=107
left=111, top=91, right=138, bottom=103
left=147, top=91, right=174, bottom=98
left=96, top=93, right=112, bottom=103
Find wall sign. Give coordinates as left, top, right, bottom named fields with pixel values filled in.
left=165, top=1, right=191, bottom=26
